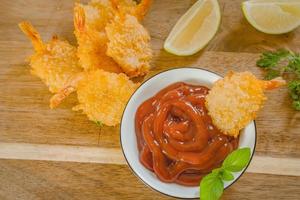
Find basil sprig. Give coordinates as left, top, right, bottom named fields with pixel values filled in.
left=200, top=147, right=251, bottom=200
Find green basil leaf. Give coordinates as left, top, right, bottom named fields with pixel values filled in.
left=211, top=168, right=234, bottom=181
left=212, top=167, right=222, bottom=175
left=222, top=147, right=251, bottom=172
left=200, top=173, right=224, bottom=200
left=220, top=169, right=234, bottom=181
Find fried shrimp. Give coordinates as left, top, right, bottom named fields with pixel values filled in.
left=74, top=0, right=152, bottom=76
left=82, top=0, right=116, bottom=31
left=19, top=21, right=82, bottom=93
left=50, top=73, right=84, bottom=109
left=20, top=1, right=153, bottom=126
left=80, top=0, right=151, bottom=30
left=51, top=69, right=138, bottom=126
left=205, top=71, right=286, bottom=137
left=74, top=4, right=122, bottom=72
left=74, top=70, right=138, bottom=126
left=111, top=0, right=153, bottom=21
left=105, top=13, right=152, bottom=77
left=132, top=0, right=153, bottom=20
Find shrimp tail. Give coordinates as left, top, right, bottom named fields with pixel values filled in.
left=50, top=73, right=84, bottom=109
left=134, top=0, right=153, bottom=21
left=260, top=77, right=286, bottom=90
left=50, top=86, right=77, bottom=109
left=18, top=21, right=45, bottom=52
left=110, top=0, right=119, bottom=10
left=74, top=3, right=86, bottom=32
left=110, top=0, right=152, bottom=21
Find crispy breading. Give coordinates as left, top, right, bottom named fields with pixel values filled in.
left=20, top=1, right=153, bottom=126
left=83, top=0, right=116, bottom=31
left=81, top=0, right=151, bottom=30
left=105, top=14, right=152, bottom=77
left=74, top=0, right=152, bottom=75
left=74, top=4, right=122, bottom=72
left=205, top=71, right=286, bottom=137
left=50, top=70, right=138, bottom=126
left=51, top=0, right=152, bottom=110
left=74, top=70, right=138, bottom=126
left=50, top=73, right=84, bottom=109
left=18, top=21, right=82, bottom=93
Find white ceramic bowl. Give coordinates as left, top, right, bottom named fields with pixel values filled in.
left=120, top=67, right=256, bottom=199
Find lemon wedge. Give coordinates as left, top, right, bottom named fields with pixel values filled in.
left=242, top=0, right=300, bottom=34
left=164, top=0, right=221, bottom=56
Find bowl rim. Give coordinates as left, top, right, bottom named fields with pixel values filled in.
left=120, top=67, right=257, bottom=199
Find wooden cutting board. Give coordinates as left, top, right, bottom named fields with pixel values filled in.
left=0, top=0, right=300, bottom=199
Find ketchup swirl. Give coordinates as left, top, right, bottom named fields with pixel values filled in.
left=135, top=82, right=239, bottom=186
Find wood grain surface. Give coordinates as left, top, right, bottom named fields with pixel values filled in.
left=0, top=0, right=300, bottom=199
left=1, top=159, right=300, bottom=200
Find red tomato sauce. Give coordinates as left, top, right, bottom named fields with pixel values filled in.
left=135, top=82, right=239, bottom=186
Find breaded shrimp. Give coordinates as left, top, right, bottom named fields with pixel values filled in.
left=81, top=0, right=151, bottom=30
left=81, top=0, right=116, bottom=31
left=50, top=73, right=84, bottom=108
left=74, top=4, right=122, bottom=72
left=19, top=21, right=82, bottom=93
left=205, top=71, right=286, bottom=137
left=51, top=69, right=138, bottom=126
left=132, top=0, right=153, bottom=20
left=74, top=0, right=152, bottom=75
left=74, top=69, right=138, bottom=126
left=111, top=0, right=153, bottom=21
left=105, top=13, right=152, bottom=77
